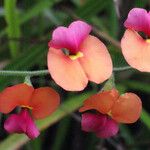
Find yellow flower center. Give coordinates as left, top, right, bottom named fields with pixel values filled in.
left=21, top=105, right=33, bottom=110
left=146, top=39, right=150, bottom=43
left=69, top=51, right=83, bottom=60
left=107, top=110, right=112, bottom=117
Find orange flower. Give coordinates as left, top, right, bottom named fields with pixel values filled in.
left=80, top=89, right=142, bottom=123
left=47, top=20, right=112, bottom=91
left=0, top=83, right=60, bottom=139
left=121, top=8, right=150, bottom=72
left=79, top=89, right=142, bottom=138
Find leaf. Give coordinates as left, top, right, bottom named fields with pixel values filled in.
left=135, top=0, right=148, bottom=7
left=106, top=0, right=118, bottom=38
left=141, top=109, right=150, bottom=129
left=122, top=80, right=150, bottom=94
left=51, top=117, right=71, bottom=150
left=4, top=0, right=21, bottom=58
left=76, top=0, right=108, bottom=20
left=0, top=0, right=59, bottom=37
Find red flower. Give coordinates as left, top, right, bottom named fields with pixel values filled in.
left=47, top=20, right=113, bottom=91
left=79, top=89, right=142, bottom=138
left=0, top=84, right=60, bottom=139
left=121, top=8, right=150, bottom=72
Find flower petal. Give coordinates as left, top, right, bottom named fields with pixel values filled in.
left=81, top=113, right=106, bottom=132
left=124, top=8, right=150, bottom=36
left=49, top=20, right=91, bottom=54
left=79, top=35, right=113, bottom=83
left=4, top=114, right=25, bottom=134
left=121, top=29, right=150, bottom=72
left=96, top=117, right=119, bottom=138
left=47, top=47, right=88, bottom=91
left=79, top=89, right=119, bottom=114
left=4, top=109, right=39, bottom=139
left=0, top=84, right=34, bottom=113
left=111, top=93, right=142, bottom=123
left=30, top=87, right=60, bottom=119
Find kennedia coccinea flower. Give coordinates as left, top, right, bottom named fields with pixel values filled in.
left=121, top=8, right=150, bottom=72
left=0, top=83, right=60, bottom=139
left=47, top=20, right=113, bottom=91
left=79, top=89, right=142, bottom=138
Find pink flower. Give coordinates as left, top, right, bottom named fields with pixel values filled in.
left=121, top=8, right=150, bottom=72
left=124, top=8, right=150, bottom=36
left=82, top=113, right=119, bottom=138
left=47, top=20, right=113, bottom=91
left=4, top=109, right=40, bottom=139
left=0, top=83, right=60, bottom=139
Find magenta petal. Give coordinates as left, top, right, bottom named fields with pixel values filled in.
left=124, top=8, right=150, bottom=36
left=81, top=113, right=106, bottom=132
left=49, top=20, right=92, bottom=54
left=96, top=117, right=119, bottom=138
left=4, top=109, right=40, bottom=139
left=4, top=114, right=26, bottom=133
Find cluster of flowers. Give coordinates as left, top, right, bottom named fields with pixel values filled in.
left=0, top=8, right=149, bottom=139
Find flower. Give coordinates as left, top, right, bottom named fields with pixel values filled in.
left=0, top=83, right=60, bottom=139
left=47, top=20, right=113, bottom=91
left=79, top=89, right=142, bottom=138
left=121, top=8, right=150, bottom=72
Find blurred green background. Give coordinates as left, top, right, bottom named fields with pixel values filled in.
left=0, top=0, right=150, bottom=149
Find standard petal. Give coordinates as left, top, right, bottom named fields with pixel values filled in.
left=0, top=84, right=34, bottom=113
left=49, top=20, right=91, bottom=54
left=47, top=48, right=88, bottom=91
left=124, top=8, right=150, bottom=36
left=4, top=109, right=39, bottom=139
left=79, top=35, right=113, bottom=84
left=96, top=117, right=119, bottom=138
left=111, top=93, right=142, bottom=123
left=79, top=89, right=119, bottom=114
left=30, top=87, right=60, bottom=119
left=81, top=113, right=106, bottom=132
left=121, top=29, right=150, bottom=72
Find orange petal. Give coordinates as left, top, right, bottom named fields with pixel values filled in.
left=79, top=35, right=113, bottom=83
left=47, top=48, right=88, bottom=91
left=111, top=93, right=142, bottom=123
left=121, top=29, right=150, bottom=72
left=79, top=89, right=119, bottom=114
left=30, top=87, right=60, bottom=119
left=0, top=84, right=34, bottom=113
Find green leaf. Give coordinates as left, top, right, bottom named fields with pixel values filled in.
left=4, top=0, right=21, bottom=58
left=51, top=117, right=71, bottom=150
left=20, top=0, right=59, bottom=24
left=106, top=0, right=118, bottom=38
left=0, top=0, right=59, bottom=37
left=122, top=80, right=150, bottom=94
left=141, top=109, right=150, bottom=129
left=135, top=0, right=148, bottom=7
left=76, top=0, right=108, bottom=20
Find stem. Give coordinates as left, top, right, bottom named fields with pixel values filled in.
left=0, top=66, right=132, bottom=76
left=113, top=66, right=132, bottom=71
left=0, top=70, right=49, bottom=76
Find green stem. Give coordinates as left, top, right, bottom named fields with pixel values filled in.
left=113, top=66, right=132, bottom=71
left=0, top=70, right=49, bottom=76
left=0, top=66, right=132, bottom=77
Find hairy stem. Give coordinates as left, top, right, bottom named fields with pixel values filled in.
left=0, top=66, right=132, bottom=76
